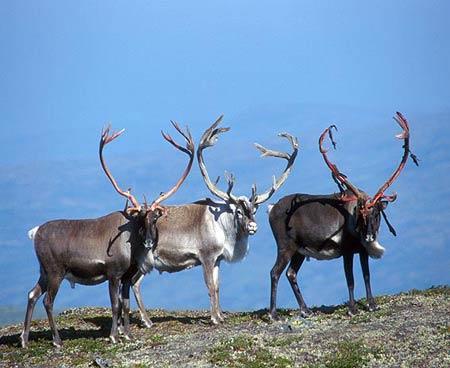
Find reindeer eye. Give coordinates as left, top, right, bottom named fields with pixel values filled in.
left=236, top=209, right=243, bottom=217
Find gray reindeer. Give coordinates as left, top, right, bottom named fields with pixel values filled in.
left=130, top=116, right=299, bottom=325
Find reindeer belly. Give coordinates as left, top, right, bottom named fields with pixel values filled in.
left=153, top=245, right=201, bottom=273
left=63, top=258, right=112, bottom=287
left=65, top=272, right=108, bottom=287
left=296, top=232, right=343, bottom=260
left=297, top=246, right=342, bottom=260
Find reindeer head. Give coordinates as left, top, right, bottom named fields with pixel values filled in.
left=140, top=207, right=164, bottom=249
left=197, top=116, right=299, bottom=236
left=99, top=121, right=195, bottom=249
left=319, top=112, right=419, bottom=245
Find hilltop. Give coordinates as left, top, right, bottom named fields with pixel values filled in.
left=0, top=287, right=448, bottom=368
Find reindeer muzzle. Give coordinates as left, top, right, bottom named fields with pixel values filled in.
left=247, top=222, right=258, bottom=235
left=365, top=234, right=375, bottom=243
left=144, top=239, right=155, bottom=249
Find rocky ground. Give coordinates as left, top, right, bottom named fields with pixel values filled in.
left=0, top=287, right=448, bottom=368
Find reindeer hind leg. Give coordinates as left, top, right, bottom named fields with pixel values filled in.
left=21, top=275, right=48, bottom=348
left=286, top=252, right=312, bottom=317
left=42, top=275, right=63, bottom=347
left=269, top=244, right=295, bottom=320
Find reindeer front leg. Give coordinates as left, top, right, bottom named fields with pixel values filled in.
left=132, top=273, right=153, bottom=328
left=343, top=252, right=357, bottom=316
left=121, top=279, right=132, bottom=340
left=213, top=261, right=225, bottom=322
left=108, top=278, right=121, bottom=343
left=359, top=249, right=378, bottom=312
left=202, top=260, right=221, bottom=325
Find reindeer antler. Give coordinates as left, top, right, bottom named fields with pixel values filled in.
left=99, top=125, right=142, bottom=212
left=197, top=115, right=239, bottom=203
left=149, top=121, right=195, bottom=210
left=252, top=132, right=299, bottom=205
left=318, top=125, right=364, bottom=201
left=367, top=112, right=419, bottom=207
left=198, top=116, right=298, bottom=205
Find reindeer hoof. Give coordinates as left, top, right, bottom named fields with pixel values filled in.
left=52, top=340, right=63, bottom=349
left=20, top=332, right=28, bottom=348
left=368, top=303, right=378, bottom=312
left=109, top=335, right=118, bottom=344
left=300, top=307, right=313, bottom=318
left=347, top=307, right=358, bottom=317
left=218, top=312, right=225, bottom=323
left=211, top=316, right=221, bottom=325
left=118, top=325, right=124, bottom=335
left=123, top=334, right=132, bottom=341
left=268, top=312, right=279, bottom=321
left=142, top=319, right=153, bottom=328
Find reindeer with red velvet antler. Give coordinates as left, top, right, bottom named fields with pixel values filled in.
left=268, top=112, right=418, bottom=319
left=21, top=122, right=194, bottom=348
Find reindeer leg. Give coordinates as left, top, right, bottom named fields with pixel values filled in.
left=343, top=252, right=357, bottom=316
left=121, top=279, right=132, bottom=340
left=202, top=260, right=221, bottom=325
left=269, top=249, right=293, bottom=320
left=286, top=253, right=311, bottom=317
left=108, top=278, right=121, bottom=343
left=359, top=249, right=377, bottom=311
left=132, top=273, right=153, bottom=328
left=42, top=275, right=63, bottom=348
left=21, top=275, right=48, bottom=348
left=212, top=261, right=224, bottom=322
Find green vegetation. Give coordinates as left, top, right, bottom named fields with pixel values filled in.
left=308, top=340, right=382, bottom=368
left=269, top=335, right=302, bottom=347
left=209, top=335, right=293, bottom=368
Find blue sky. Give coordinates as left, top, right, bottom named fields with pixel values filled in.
left=1, top=1, right=449, bottom=324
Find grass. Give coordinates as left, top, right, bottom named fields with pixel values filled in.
left=208, top=335, right=293, bottom=368
left=308, top=340, right=382, bottom=368
left=405, top=285, right=449, bottom=297
left=0, top=339, right=53, bottom=366
left=269, top=335, right=303, bottom=347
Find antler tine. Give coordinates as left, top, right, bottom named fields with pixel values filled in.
left=199, top=115, right=230, bottom=149
left=170, top=120, right=193, bottom=147
left=250, top=183, right=258, bottom=205
left=98, top=125, right=141, bottom=211
left=197, top=116, right=239, bottom=203
left=150, top=122, right=195, bottom=209
left=319, top=125, right=363, bottom=200
left=369, top=112, right=418, bottom=206
left=100, top=124, right=126, bottom=146
left=279, top=132, right=299, bottom=151
left=224, top=171, right=235, bottom=197
left=254, top=143, right=290, bottom=160
left=253, top=131, right=299, bottom=205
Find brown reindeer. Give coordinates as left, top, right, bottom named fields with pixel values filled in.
left=21, top=122, right=194, bottom=347
left=268, top=112, right=418, bottom=319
